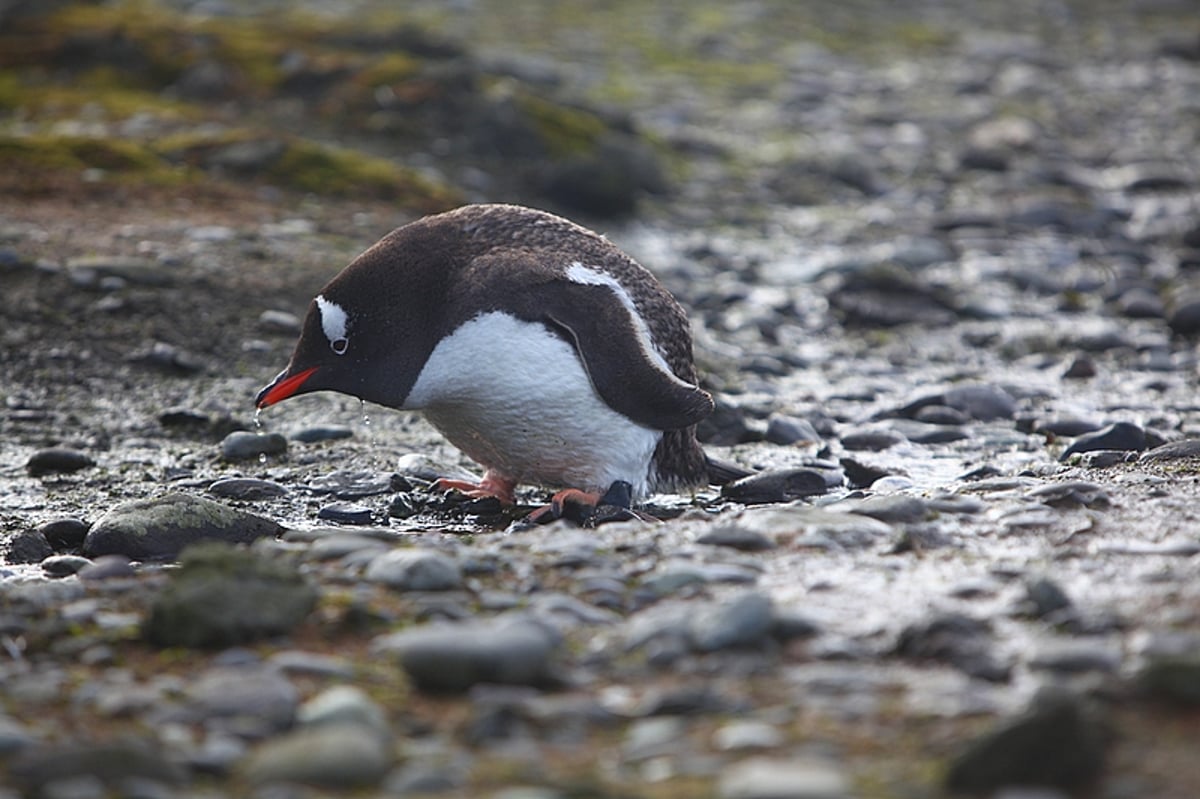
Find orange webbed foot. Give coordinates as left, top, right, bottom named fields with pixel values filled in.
left=526, top=481, right=649, bottom=526
left=432, top=471, right=517, bottom=506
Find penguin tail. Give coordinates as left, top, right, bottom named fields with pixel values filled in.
left=705, top=454, right=753, bottom=486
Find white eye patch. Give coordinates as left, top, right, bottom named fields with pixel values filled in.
left=316, top=294, right=350, bottom=355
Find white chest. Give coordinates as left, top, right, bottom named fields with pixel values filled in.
left=405, top=312, right=662, bottom=495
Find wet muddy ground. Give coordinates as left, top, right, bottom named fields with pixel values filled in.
left=3, top=1, right=1200, bottom=797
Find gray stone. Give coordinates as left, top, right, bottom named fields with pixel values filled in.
left=76, top=554, right=135, bottom=581
left=40, top=554, right=93, bottom=578
left=697, top=525, right=776, bottom=552
left=0, top=715, right=35, bottom=754
left=26, top=447, right=94, bottom=477
left=186, top=665, right=298, bottom=732
left=1141, top=438, right=1200, bottom=462
left=365, top=548, right=463, bottom=591
left=3, top=529, right=53, bottom=563
left=8, top=742, right=185, bottom=797
left=735, top=505, right=894, bottom=550
left=83, top=492, right=284, bottom=561
left=317, top=502, right=376, bottom=525
left=713, top=720, right=785, bottom=751
left=144, top=542, right=317, bottom=648
left=241, top=722, right=392, bottom=788
left=1061, top=422, right=1146, bottom=460
left=207, top=478, right=288, bottom=500
left=220, top=431, right=287, bottom=461
left=257, top=309, right=302, bottom=333
left=64, top=255, right=174, bottom=287
left=765, top=414, right=822, bottom=446
left=721, top=468, right=828, bottom=504
left=290, top=425, right=354, bottom=443
left=840, top=494, right=930, bottom=524
left=37, top=517, right=89, bottom=550
left=689, top=591, right=774, bottom=652
left=372, top=618, right=562, bottom=693
left=297, top=685, right=389, bottom=738
left=719, top=756, right=852, bottom=799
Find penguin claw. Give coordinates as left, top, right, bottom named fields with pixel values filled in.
left=526, top=480, right=652, bottom=527
left=432, top=472, right=517, bottom=505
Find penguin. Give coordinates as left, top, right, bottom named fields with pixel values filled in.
left=256, top=203, right=736, bottom=510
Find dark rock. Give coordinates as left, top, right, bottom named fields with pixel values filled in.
left=221, top=431, right=287, bottom=461
left=1141, top=438, right=1200, bottom=462
left=839, top=457, right=891, bottom=489
left=364, top=548, right=463, bottom=590
left=840, top=429, right=904, bottom=451
left=913, top=404, right=970, bottom=425
left=307, top=470, right=394, bottom=498
left=1117, top=287, right=1165, bottom=319
left=764, top=414, right=822, bottom=446
left=888, top=419, right=969, bottom=444
left=895, top=612, right=1010, bottom=682
left=697, top=526, right=776, bottom=552
left=372, top=618, right=563, bottom=693
left=2, top=529, right=52, bottom=564
left=41, top=554, right=93, bottom=577
left=1032, top=417, right=1103, bottom=437
left=1021, top=576, right=1074, bottom=619
left=894, top=384, right=1015, bottom=422
left=144, top=542, right=318, bottom=648
left=83, top=492, right=284, bottom=561
left=26, top=447, right=94, bottom=477
left=826, top=264, right=959, bottom=327
left=696, top=403, right=762, bottom=446
left=129, top=341, right=206, bottom=374
left=1060, top=421, right=1146, bottom=460
left=9, top=741, right=185, bottom=796
left=542, top=135, right=664, bottom=217
left=207, top=477, right=288, bottom=500
left=36, top=517, right=89, bottom=550
left=945, top=690, right=1107, bottom=794
left=1027, top=481, right=1111, bottom=509
left=318, top=503, right=376, bottom=525
left=290, top=425, right=354, bottom=443
left=689, top=591, right=774, bottom=652
left=1167, top=295, right=1200, bottom=335
left=1062, top=355, right=1097, bottom=378
left=721, top=468, right=827, bottom=504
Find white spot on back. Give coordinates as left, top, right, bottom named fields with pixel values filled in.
left=316, top=295, right=349, bottom=352
left=405, top=311, right=661, bottom=496
left=564, top=262, right=695, bottom=389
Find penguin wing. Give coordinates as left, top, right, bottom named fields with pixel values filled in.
left=536, top=280, right=714, bottom=431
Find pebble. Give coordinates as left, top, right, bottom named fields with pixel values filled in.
left=713, top=720, right=785, bottom=751
left=317, top=503, right=376, bottom=525
left=26, top=447, right=95, bottom=477
left=697, top=525, right=776, bottom=552
left=186, top=664, right=299, bottom=733
left=839, top=494, right=930, bottom=524
left=895, top=612, right=1011, bottom=682
left=257, top=309, right=302, bottom=334
left=207, top=477, right=288, bottom=500
left=1027, top=481, right=1110, bottom=509
left=307, top=469, right=394, bottom=498
left=1028, top=639, right=1122, bottom=674
left=41, top=554, right=93, bottom=577
left=1060, top=422, right=1146, bottom=460
left=718, top=756, right=852, bottom=799
left=220, top=431, right=287, bottom=461
left=76, top=554, right=136, bottom=581
left=721, top=468, right=828, bottom=504
left=3, top=529, right=53, bottom=563
left=82, top=492, right=284, bottom=561
left=241, top=721, right=392, bottom=788
left=7, top=741, right=185, bottom=797
left=372, top=618, right=563, bottom=692
left=1136, top=634, right=1200, bottom=704
left=36, top=517, right=90, bottom=550
left=364, top=548, right=463, bottom=591
left=839, top=428, right=904, bottom=451
left=764, top=414, right=822, bottom=446
left=1140, top=438, right=1200, bottom=462
left=143, top=543, right=317, bottom=648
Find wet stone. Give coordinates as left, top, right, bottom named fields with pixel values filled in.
left=83, top=492, right=284, bottom=561
left=143, top=543, right=317, bottom=648
left=721, top=468, right=827, bottom=504
left=372, top=618, right=563, bottom=693
left=1027, top=481, right=1111, bottom=509
left=764, top=414, right=822, bottom=446
left=207, top=477, right=288, bottom=500
left=840, top=428, right=904, bottom=451
left=77, top=554, right=136, bottom=581
left=41, top=554, right=93, bottom=578
left=26, top=447, right=95, bottom=477
left=307, top=469, right=394, bottom=498
left=37, top=517, right=90, bottom=550
left=840, top=495, right=930, bottom=524
left=1061, top=422, right=1146, bottom=460
left=1140, top=438, right=1200, bottom=462
left=318, top=503, right=376, bottom=525
left=220, top=431, right=287, bottom=461
left=697, top=525, right=776, bottom=552
left=895, top=612, right=1011, bottom=682
left=945, top=690, right=1106, bottom=794
left=365, top=548, right=463, bottom=591
left=186, top=664, right=298, bottom=733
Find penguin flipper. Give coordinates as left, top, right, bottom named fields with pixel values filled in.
left=537, top=281, right=713, bottom=431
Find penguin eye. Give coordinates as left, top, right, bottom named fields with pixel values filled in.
left=331, top=337, right=348, bottom=355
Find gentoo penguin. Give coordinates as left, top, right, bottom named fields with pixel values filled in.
left=256, top=203, right=730, bottom=508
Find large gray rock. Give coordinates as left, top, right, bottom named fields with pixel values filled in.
left=83, top=492, right=284, bottom=561
left=372, top=618, right=562, bottom=693
left=143, top=543, right=317, bottom=648
left=241, top=722, right=392, bottom=788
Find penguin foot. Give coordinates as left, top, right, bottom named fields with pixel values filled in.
left=432, top=471, right=517, bottom=505
left=526, top=480, right=652, bottom=526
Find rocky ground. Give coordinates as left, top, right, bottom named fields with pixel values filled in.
left=3, top=1, right=1200, bottom=797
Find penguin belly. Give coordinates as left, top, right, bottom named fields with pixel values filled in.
left=406, top=311, right=662, bottom=496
